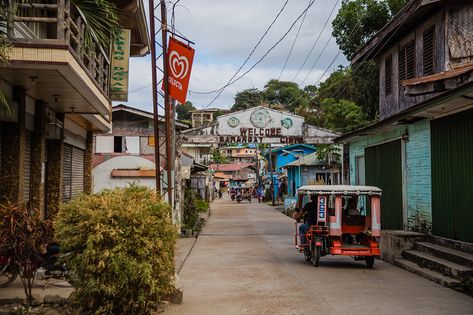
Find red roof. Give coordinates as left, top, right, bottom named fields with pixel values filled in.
left=208, top=163, right=254, bottom=172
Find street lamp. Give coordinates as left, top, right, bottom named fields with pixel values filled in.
left=281, top=149, right=305, bottom=195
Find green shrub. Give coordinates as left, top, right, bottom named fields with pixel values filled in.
left=182, top=190, right=209, bottom=232
left=54, top=185, right=177, bottom=315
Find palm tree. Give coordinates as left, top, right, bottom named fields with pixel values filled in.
left=0, top=0, right=120, bottom=114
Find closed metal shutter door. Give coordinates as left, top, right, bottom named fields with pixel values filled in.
left=24, top=131, right=31, bottom=203
left=71, top=146, right=85, bottom=199
left=365, top=140, right=403, bottom=229
left=62, top=144, right=73, bottom=202
left=431, top=108, right=473, bottom=243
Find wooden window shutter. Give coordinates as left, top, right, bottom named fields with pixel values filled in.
left=399, top=48, right=406, bottom=81
left=385, top=55, right=393, bottom=95
left=399, top=40, right=416, bottom=82
left=423, top=26, right=435, bottom=76
left=406, top=41, right=415, bottom=79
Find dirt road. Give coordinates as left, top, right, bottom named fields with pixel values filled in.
left=166, top=198, right=473, bottom=315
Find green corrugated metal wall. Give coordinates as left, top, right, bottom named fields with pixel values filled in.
left=431, top=108, right=473, bottom=243
left=365, top=140, right=403, bottom=229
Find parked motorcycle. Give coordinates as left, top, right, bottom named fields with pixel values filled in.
left=0, top=244, right=68, bottom=287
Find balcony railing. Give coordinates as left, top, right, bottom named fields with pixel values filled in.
left=4, top=0, right=110, bottom=97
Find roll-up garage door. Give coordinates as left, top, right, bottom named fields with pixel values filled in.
left=71, top=146, right=84, bottom=199
left=365, top=139, right=403, bottom=230
left=62, top=144, right=85, bottom=201
left=431, top=108, right=473, bottom=243
left=62, top=144, right=73, bottom=202
left=24, top=131, right=31, bottom=203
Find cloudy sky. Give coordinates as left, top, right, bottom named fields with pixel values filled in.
left=117, top=0, right=348, bottom=113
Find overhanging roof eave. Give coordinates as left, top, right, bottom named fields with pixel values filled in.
left=335, top=82, right=473, bottom=143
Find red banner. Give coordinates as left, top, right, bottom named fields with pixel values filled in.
left=164, top=37, right=195, bottom=104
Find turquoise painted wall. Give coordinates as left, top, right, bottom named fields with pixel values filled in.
left=405, top=120, right=432, bottom=233
left=348, top=119, right=432, bottom=232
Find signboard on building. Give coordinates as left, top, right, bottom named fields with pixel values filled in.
left=165, top=37, right=195, bottom=104
left=110, top=29, right=131, bottom=101
left=217, top=107, right=305, bottom=144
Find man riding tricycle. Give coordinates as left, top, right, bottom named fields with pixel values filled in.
left=294, top=185, right=382, bottom=268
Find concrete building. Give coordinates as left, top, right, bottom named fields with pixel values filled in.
left=284, top=152, right=341, bottom=198
left=181, top=143, right=213, bottom=165
left=93, top=104, right=189, bottom=192
left=0, top=0, right=148, bottom=219
left=219, top=144, right=258, bottom=164
left=208, top=163, right=256, bottom=187
left=268, top=144, right=317, bottom=173
left=190, top=108, right=230, bottom=128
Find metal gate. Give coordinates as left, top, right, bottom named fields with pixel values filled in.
left=365, top=140, right=403, bottom=229
left=431, top=109, right=473, bottom=243
left=62, top=144, right=85, bottom=201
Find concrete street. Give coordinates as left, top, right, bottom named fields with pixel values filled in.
left=165, top=197, right=473, bottom=315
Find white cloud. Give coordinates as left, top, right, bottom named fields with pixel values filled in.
left=119, top=0, right=348, bottom=112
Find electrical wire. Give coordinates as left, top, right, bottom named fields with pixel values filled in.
left=188, top=0, right=291, bottom=96
left=292, top=0, right=340, bottom=82
left=202, top=0, right=317, bottom=109
left=278, top=0, right=311, bottom=80
left=328, top=20, right=406, bottom=102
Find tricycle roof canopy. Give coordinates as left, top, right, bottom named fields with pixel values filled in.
left=297, top=185, right=382, bottom=196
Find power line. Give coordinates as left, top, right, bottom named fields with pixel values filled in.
left=292, top=0, right=340, bottom=82
left=329, top=20, right=406, bottom=101
left=202, top=0, right=317, bottom=109
left=300, top=19, right=359, bottom=86
left=278, top=0, right=311, bottom=80
left=189, top=0, right=291, bottom=96
left=314, top=50, right=342, bottom=86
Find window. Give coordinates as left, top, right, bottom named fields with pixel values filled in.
left=114, top=136, right=123, bottom=153
left=423, top=27, right=435, bottom=76
left=385, top=55, right=393, bottom=95
left=399, top=40, right=416, bottom=82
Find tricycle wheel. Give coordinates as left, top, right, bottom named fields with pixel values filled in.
left=365, top=256, right=375, bottom=268
left=312, top=246, right=320, bottom=267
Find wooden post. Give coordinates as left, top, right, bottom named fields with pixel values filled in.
left=57, top=0, right=65, bottom=40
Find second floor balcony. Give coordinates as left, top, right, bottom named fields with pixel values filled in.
left=6, top=0, right=111, bottom=96
left=1, top=0, right=148, bottom=123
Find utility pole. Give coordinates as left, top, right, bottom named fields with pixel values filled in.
left=149, top=0, right=161, bottom=193
left=149, top=0, right=175, bottom=205
left=161, top=1, right=174, bottom=205
left=255, top=144, right=260, bottom=187
left=268, top=144, right=275, bottom=206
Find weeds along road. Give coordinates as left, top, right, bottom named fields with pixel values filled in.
left=166, top=197, right=473, bottom=315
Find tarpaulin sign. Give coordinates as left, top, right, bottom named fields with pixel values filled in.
left=164, top=37, right=195, bottom=104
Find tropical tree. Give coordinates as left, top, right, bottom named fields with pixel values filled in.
left=231, top=88, right=263, bottom=111
left=328, top=0, right=409, bottom=121
left=319, top=98, right=369, bottom=133
left=263, top=79, right=306, bottom=112
left=176, top=101, right=195, bottom=121
left=0, top=0, right=120, bottom=114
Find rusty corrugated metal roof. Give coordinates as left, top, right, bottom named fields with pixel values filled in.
left=402, top=64, right=473, bottom=86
